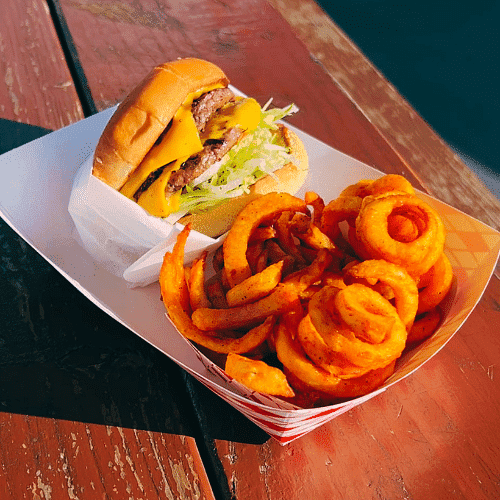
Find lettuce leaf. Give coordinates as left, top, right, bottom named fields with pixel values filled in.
left=177, top=102, right=298, bottom=215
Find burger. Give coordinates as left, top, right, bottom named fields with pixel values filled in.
left=92, top=58, right=308, bottom=237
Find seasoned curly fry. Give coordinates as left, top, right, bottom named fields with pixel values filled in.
left=344, top=259, right=419, bottom=331
left=187, top=251, right=211, bottom=311
left=226, top=260, right=284, bottom=307
left=355, top=194, right=446, bottom=276
left=276, top=315, right=396, bottom=398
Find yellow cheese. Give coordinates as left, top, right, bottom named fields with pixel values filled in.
left=119, top=84, right=223, bottom=199
left=136, top=157, right=185, bottom=217
left=200, top=97, right=261, bottom=141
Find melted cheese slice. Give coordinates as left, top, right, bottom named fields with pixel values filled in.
left=137, top=157, right=185, bottom=217
left=200, top=97, right=261, bottom=141
left=122, top=91, right=262, bottom=218
left=119, top=84, right=223, bottom=199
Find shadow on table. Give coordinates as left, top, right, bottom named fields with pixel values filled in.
left=0, top=119, right=269, bottom=446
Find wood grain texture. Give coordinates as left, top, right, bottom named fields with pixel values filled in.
left=0, top=0, right=84, bottom=129
left=0, top=413, right=215, bottom=499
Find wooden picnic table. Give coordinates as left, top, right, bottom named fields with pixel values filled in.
left=1, top=0, right=499, bottom=498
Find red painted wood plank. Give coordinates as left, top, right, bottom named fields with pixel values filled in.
left=0, top=413, right=216, bottom=499
left=0, top=0, right=84, bottom=129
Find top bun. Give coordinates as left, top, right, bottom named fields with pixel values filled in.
left=92, top=58, right=229, bottom=190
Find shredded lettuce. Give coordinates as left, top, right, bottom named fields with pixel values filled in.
left=177, top=102, right=298, bottom=215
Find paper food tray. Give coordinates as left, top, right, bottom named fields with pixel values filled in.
left=1, top=106, right=499, bottom=445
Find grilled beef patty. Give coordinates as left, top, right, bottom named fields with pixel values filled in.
left=192, top=87, right=235, bottom=132
left=166, top=127, right=243, bottom=193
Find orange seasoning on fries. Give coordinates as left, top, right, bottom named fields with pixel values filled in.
left=159, top=175, right=453, bottom=407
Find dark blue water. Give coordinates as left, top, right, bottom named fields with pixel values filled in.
left=317, top=0, right=500, bottom=195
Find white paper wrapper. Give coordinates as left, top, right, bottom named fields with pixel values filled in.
left=2, top=105, right=499, bottom=445
left=68, top=153, right=222, bottom=287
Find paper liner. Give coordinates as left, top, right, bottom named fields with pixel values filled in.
left=68, top=151, right=223, bottom=287
left=1, top=104, right=499, bottom=445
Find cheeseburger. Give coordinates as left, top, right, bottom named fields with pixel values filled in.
left=92, top=58, right=308, bottom=237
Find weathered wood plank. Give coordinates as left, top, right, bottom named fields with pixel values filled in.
left=0, top=0, right=84, bottom=129
left=0, top=42, right=215, bottom=496
left=0, top=413, right=216, bottom=499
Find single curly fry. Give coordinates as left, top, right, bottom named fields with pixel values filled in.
left=276, top=317, right=396, bottom=398
left=417, top=253, right=453, bottom=314
left=159, top=224, right=192, bottom=315
left=307, top=285, right=407, bottom=369
left=168, top=304, right=276, bottom=354
left=187, top=251, right=211, bottom=311
left=192, top=284, right=300, bottom=331
left=296, top=312, right=371, bottom=378
left=334, top=283, right=396, bottom=344
left=344, top=259, right=419, bottom=331
left=355, top=194, right=446, bottom=276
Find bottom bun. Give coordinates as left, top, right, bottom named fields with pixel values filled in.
left=178, top=127, right=308, bottom=237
